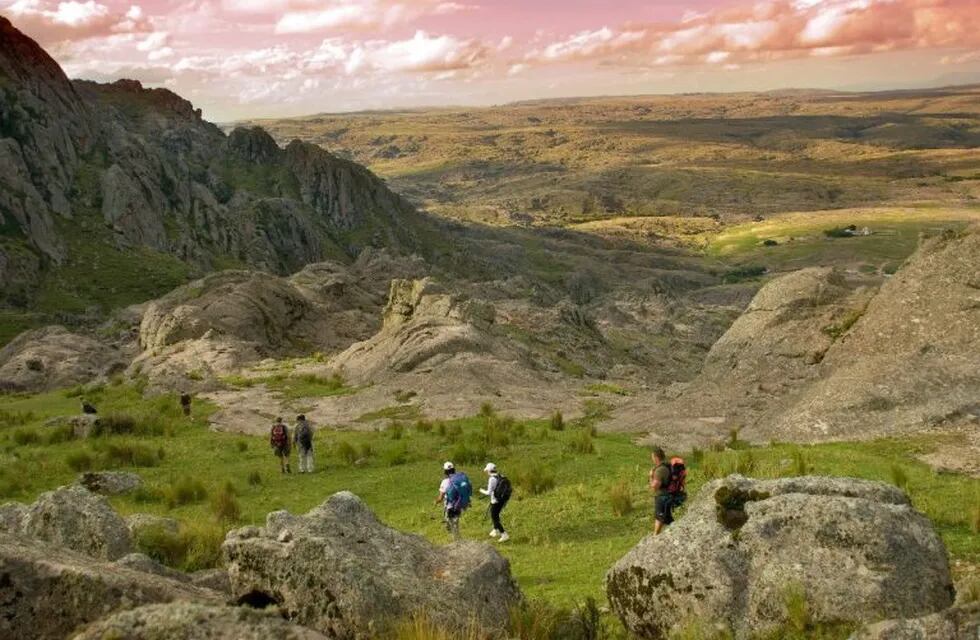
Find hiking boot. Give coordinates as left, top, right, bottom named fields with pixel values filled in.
left=498, top=532, right=510, bottom=542
left=489, top=529, right=499, bottom=538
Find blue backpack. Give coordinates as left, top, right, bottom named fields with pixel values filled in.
left=445, top=472, right=473, bottom=511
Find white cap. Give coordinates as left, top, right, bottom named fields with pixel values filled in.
left=484, top=462, right=497, bottom=473
left=443, top=461, right=455, bottom=471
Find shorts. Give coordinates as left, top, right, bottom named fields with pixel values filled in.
left=654, top=494, right=674, bottom=525
left=445, top=506, right=462, bottom=520
left=274, top=447, right=290, bottom=457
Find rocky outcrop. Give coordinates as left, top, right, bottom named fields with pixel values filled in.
left=114, top=552, right=192, bottom=583
left=77, top=471, right=142, bottom=496
left=606, top=475, right=955, bottom=639
left=0, top=533, right=223, bottom=640
left=9, top=484, right=133, bottom=560
left=0, top=325, right=126, bottom=392
left=126, top=513, right=181, bottom=538
left=849, top=602, right=980, bottom=640
left=223, top=491, right=521, bottom=638
left=71, top=602, right=330, bottom=640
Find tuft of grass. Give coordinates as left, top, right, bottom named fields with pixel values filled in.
left=134, top=521, right=226, bottom=573
left=790, top=449, right=812, bottom=476
left=336, top=440, right=358, bottom=466
left=515, top=465, right=556, bottom=496
left=609, top=480, right=633, bottom=517
left=66, top=451, right=95, bottom=472
left=247, top=470, right=262, bottom=486
left=890, top=464, right=910, bottom=492
left=451, top=442, right=488, bottom=465
left=391, top=611, right=486, bottom=640
left=414, top=419, right=434, bottom=433
left=166, top=476, right=208, bottom=508
left=211, top=482, right=241, bottom=523
left=783, top=582, right=810, bottom=634
left=549, top=410, right=565, bottom=431
left=387, top=422, right=405, bottom=440
left=382, top=444, right=410, bottom=467
left=235, top=440, right=248, bottom=452
left=12, top=429, right=40, bottom=446
left=101, top=443, right=162, bottom=468
left=568, top=429, right=596, bottom=455
left=479, top=402, right=495, bottom=418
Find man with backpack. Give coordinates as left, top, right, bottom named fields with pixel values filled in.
left=649, top=447, right=686, bottom=535
left=434, top=461, right=472, bottom=540
left=294, top=414, right=314, bottom=473
left=479, top=462, right=511, bottom=542
left=270, top=417, right=291, bottom=474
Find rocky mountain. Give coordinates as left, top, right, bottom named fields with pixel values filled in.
left=0, top=17, right=431, bottom=326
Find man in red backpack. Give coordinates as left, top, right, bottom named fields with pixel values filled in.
left=270, top=417, right=291, bottom=474
left=649, top=446, right=686, bottom=534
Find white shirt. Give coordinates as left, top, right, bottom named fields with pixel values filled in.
left=480, top=474, right=499, bottom=504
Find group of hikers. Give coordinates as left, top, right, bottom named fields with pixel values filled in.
left=265, top=413, right=688, bottom=541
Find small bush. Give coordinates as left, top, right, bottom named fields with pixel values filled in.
left=482, top=414, right=514, bottom=447
left=247, top=470, right=262, bottom=486
left=211, top=482, right=241, bottom=523
left=358, top=443, right=374, bottom=459
left=102, top=443, right=161, bottom=468
left=479, top=402, right=495, bottom=418
left=336, top=441, right=358, bottom=465
left=508, top=600, right=562, bottom=640
left=132, top=485, right=165, bottom=504
left=393, top=611, right=485, bottom=640
left=0, top=408, right=35, bottom=426
left=135, top=524, right=189, bottom=568
left=382, top=444, right=409, bottom=467
left=451, top=442, right=488, bottom=465
left=567, top=429, right=595, bottom=455
left=734, top=451, right=756, bottom=475
left=66, top=451, right=95, bottom=472
left=791, top=449, right=811, bottom=476
left=387, top=422, right=405, bottom=440
left=515, top=465, right=556, bottom=496
left=12, top=429, right=40, bottom=446
left=135, top=522, right=226, bottom=572
left=235, top=440, right=248, bottom=452
left=414, top=419, right=434, bottom=433
left=166, top=476, right=208, bottom=508
left=689, top=447, right=704, bottom=465
left=609, top=480, right=633, bottom=517
left=890, top=464, right=910, bottom=492
left=45, top=424, right=75, bottom=445
left=443, top=423, right=464, bottom=443
left=549, top=410, right=565, bottom=431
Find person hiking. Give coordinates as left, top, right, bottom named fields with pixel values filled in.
left=479, top=462, right=511, bottom=542
left=294, top=414, right=314, bottom=474
left=179, top=392, right=192, bottom=418
left=649, top=446, right=687, bottom=534
left=270, top=417, right=291, bottom=474
left=434, top=461, right=472, bottom=540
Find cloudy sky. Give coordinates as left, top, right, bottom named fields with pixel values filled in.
left=4, top=0, right=980, bottom=121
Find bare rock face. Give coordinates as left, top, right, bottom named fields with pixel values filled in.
left=0, top=325, right=125, bottom=392
left=0, top=533, right=223, bottom=640
left=14, top=484, right=133, bottom=560
left=77, top=471, right=142, bottom=496
left=71, top=602, right=330, bottom=640
left=126, top=513, right=181, bottom=538
left=776, top=227, right=980, bottom=440
left=606, top=475, right=955, bottom=639
left=114, top=552, right=192, bottom=583
left=849, top=602, right=980, bottom=640
left=223, top=491, right=521, bottom=638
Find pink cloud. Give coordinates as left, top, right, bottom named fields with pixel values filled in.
left=527, top=0, right=980, bottom=67
left=2, top=0, right=152, bottom=42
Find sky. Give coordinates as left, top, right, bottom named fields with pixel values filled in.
left=3, top=0, right=980, bottom=121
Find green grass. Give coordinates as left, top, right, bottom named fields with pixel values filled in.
left=222, top=372, right=356, bottom=400
left=0, top=385, right=977, bottom=623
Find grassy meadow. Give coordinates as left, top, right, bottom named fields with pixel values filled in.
left=1, top=383, right=978, bottom=638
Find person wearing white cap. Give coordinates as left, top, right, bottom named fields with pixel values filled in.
left=479, top=462, right=511, bottom=542
left=434, top=461, right=472, bottom=540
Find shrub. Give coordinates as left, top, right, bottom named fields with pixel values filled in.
left=247, top=470, right=262, bottom=486
left=451, top=442, right=488, bottom=465
left=45, top=424, right=75, bottom=445
left=336, top=440, right=358, bottom=465
left=549, top=410, right=565, bottom=431
left=890, top=464, right=910, bottom=492
left=382, top=444, right=409, bottom=467
left=132, top=485, right=165, bottom=504
left=387, top=422, right=405, bottom=440
left=100, top=443, right=161, bottom=468
left=91, top=412, right=165, bottom=438
left=479, top=402, right=495, bottom=418
left=567, top=429, right=595, bottom=455
left=66, top=451, right=95, bottom=472
left=358, top=443, right=374, bottom=459
left=12, top=429, right=40, bottom=446
left=734, top=451, right=756, bottom=476
left=515, top=465, right=556, bottom=496
left=166, top=476, right=208, bottom=508
left=0, top=408, right=35, bottom=426
left=235, top=440, right=248, bottom=452
left=135, top=522, right=226, bottom=572
left=482, top=414, right=514, bottom=447
left=689, top=447, right=704, bottom=465
left=508, top=600, right=562, bottom=640
left=443, top=423, right=464, bottom=443
left=414, top=419, right=434, bottom=433
left=135, top=524, right=188, bottom=568
left=211, top=482, right=241, bottom=523
left=609, top=480, right=633, bottom=517
left=392, top=611, right=485, bottom=640
left=791, top=449, right=811, bottom=476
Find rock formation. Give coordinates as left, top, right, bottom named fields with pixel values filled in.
left=77, top=471, right=142, bottom=496
left=849, top=601, right=980, bottom=640
left=223, top=491, right=521, bottom=638
left=606, top=475, right=955, bottom=639
left=0, top=325, right=126, bottom=392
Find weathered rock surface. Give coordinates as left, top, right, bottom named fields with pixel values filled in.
left=223, top=491, right=521, bottom=638
left=77, top=471, right=142, bottom=495
left=126, top=513, right=181, bottom=538
left=0, top=533, right=223, bottom=640
left=849, top=602, right=980, bottom=640
left=11, top=484, right=133, bottom=560
left=71, top=602, right=330, bottom=640
left=114, top=552, right=192, bottom=583
left=0, top=325, right=126, bottom=392
left=606, top=475, right=955, bottom=639
left=190, top=568, right=232, bottom=594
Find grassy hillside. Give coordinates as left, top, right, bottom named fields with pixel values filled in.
left=2, top=384, right=977, bottom=636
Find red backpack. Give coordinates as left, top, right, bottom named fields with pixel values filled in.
left=665, top=457, right=687, bottom=501
left=271, top=424, right=287, bottom=448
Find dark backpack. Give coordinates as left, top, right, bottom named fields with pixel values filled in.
left=664, top=457, right=687, bottom=505
left=297, top=422, right=313, bottom=449
left=493, top=475, right=512, bottom=504
left=445, top=472, right=473, bottom=511
left=271, top=424, right=288, bottom=449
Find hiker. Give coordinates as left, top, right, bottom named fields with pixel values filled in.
left=294, top=414, right=314, bottom=474
left=179, top=392, right=192, bottom=418
left=81, top=400, right=97, bottom=415
left=270, top=417, right=291, bottom=474
left=434, top=461, right=472, bottom=540
left=649, top=447, right=686, bottom=535
left=479, top=462, right=512, bottom=542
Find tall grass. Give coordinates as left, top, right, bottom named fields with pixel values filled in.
left=609, top=480, right=633, bottom=517
left=211, top=482, right=241, bottom=523
left=515, top=465, right=556, bottom=496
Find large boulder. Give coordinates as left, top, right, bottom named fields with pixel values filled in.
left=606, top=475, right=955, bottom=639
left=223, top=491, right=521, bottom=638
left=77, top=470, right=142, bottom=495
left=17, top=484, right=133, bottom=560
left=71, top=601, right=330, bottom=640
left=0, top=326, right=125, bottom=392
left=849, top=602, right=980, bottom=640
left=0, top=533, right=223, bottom=640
